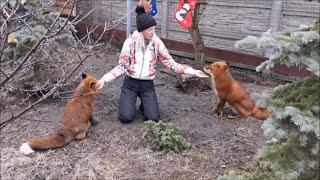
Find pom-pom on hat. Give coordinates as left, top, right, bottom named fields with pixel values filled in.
left=135, top=6, right=156, bottom=32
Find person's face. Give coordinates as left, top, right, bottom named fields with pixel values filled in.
left=142, top=26, right=155, bottom=41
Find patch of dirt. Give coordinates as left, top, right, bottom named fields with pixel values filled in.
left=0, top=48, right=274, bottom=179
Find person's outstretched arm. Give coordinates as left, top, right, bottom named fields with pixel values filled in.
left=157, top=39, right=208, bottom=77
left=98, top=38, right=132, bottom=89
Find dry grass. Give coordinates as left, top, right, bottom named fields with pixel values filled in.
left=1, top=50, right=271, bottom=179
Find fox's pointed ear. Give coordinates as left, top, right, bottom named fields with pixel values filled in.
left=221, top=63, right=228, bottom=71
left=81, top=73, right=87, bottom=79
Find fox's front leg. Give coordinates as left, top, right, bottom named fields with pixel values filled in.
left=89, top=115, right=98, bottom=126
left=74, top=124, right=89, bottom=140
left=75, top=132, right=87, bottom=140
left=215, top=99, right=226, bottom=117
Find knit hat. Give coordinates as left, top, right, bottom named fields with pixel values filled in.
left=135, top=6, right=156, bottom=32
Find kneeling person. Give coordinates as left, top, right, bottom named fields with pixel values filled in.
left=98, top=5, right=207, bottom=123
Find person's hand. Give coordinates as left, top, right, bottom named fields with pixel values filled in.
left=194, top=70, right=209, bottom=78
left=184, top=67, right=209, bottom=78
left=138, top=0, right=152, bottom=12
left=98, top=79, right=105, bottom=90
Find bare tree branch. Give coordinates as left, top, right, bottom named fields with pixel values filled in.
left=0, top=0, right=75, bottom=87
left=0, top=0, right=20, bottom=59
left=0, top=20, right=110, bottom=129
left=0, top=0, right=124, bottom=129
left=0, top=52, right=91, bottom=129
left=0, top=35, right=47, bottom=87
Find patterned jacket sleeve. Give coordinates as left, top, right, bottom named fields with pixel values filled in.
left=101, top=38, right=132, bottom=82
left=157, top=39, right=187, bottom=74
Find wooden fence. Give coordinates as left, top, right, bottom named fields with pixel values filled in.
left=74, top=0, right=319, bottom=77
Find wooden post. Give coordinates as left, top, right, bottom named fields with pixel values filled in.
left=161, top=0, right=169, bottom=38
left=265, top=0, right=283, bottom=57
left=269, top=0, right=284, bottom=32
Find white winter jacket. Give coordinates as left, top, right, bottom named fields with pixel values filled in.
left=101, top=31, right=196, bottom=82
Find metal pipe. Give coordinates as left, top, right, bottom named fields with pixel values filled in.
left=126, top=0, right=132, bottom=38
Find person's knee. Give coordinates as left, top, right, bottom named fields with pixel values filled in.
left=144, top=113, right=160, bottom=122
left=119, top=111, right=135, bottom=123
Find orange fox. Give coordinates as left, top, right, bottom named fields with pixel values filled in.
left=20, top=74, right=99, bottom=155
left=203, top=61, right=271, bottom=120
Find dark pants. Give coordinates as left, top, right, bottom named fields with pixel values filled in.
left=118, top=76, right=160, bottom=123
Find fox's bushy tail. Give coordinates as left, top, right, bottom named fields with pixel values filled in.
left=20, top=134, right=69, bottom=155
left=252, top=106, right=271, bottom=120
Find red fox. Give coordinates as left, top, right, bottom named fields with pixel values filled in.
left=20, top=74, right=99, bottom=155
left=203, top=61, right=271, bottom=120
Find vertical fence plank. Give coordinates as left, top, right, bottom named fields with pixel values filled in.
left=269, top=0, right=284, bottom=32
left=161, top=0, right=169, bottom=38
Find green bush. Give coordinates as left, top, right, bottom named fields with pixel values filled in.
left=140, top=121, right=189, bottom=153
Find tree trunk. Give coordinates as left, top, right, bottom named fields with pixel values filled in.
left=188, top=2, right=206, bottom=69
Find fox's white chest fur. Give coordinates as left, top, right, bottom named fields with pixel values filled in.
left=210, top=76, right=218, bottom=96
left=203, top=68, right=218, bottom=96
